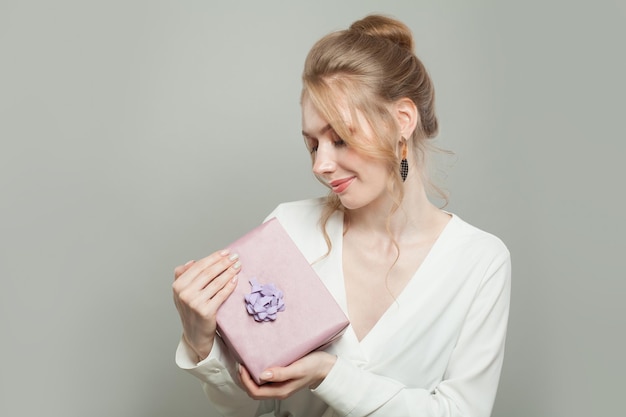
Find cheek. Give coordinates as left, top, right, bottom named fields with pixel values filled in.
left=343, top=150, right=367, bottom=168
left=357, top=158, right=389, bottom=180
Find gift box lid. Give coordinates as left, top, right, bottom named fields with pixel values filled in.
left=216, top=217, right=349, bottom=385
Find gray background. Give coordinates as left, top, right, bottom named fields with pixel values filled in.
left=1, top=1, right=624, bottom=416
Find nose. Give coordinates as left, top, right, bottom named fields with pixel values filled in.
left=312, top=142, right=336, bottom=176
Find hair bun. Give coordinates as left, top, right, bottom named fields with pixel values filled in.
left=349, top=14, right=414, bottom=52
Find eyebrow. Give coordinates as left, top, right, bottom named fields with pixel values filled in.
left=302, top=124, right=333, bottom=139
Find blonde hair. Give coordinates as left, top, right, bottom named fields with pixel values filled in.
left=302, top=14, right=444, bottom=253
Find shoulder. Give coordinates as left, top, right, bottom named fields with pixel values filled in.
left=446, top=213, right=511, bottom=268
left=435, top=214, right=512, bottom=295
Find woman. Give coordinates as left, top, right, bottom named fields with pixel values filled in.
left=173, top=14, right=510, bottom=417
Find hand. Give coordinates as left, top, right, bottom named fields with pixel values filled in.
left=238, top=351, right=337, bottom=400
left=172, top=249, right=241, bottom=361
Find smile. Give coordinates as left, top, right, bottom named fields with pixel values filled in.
left=329, top=177, right=355, bottom=194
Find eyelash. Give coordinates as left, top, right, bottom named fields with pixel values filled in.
left=308, top=138, right=346, bottom=154
left=334, top=138, right=347, bottom=148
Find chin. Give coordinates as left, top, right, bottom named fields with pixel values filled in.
left=338, top=188, right=389, bottom=212
left=337, top=195, right=370, bottom=211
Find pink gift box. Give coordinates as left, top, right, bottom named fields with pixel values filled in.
left=216, top=218, right=349, bottom=385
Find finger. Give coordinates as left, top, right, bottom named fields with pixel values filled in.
left=241, top=373, right=298, bottom=401
left=187, top=254, right=240, bottom=298
left=239, top=365, right=279, bottom=389
left=175, top=250, right=237, bottom=290
left=205, top=264, right=240, bottom=306
left=180, top=249, right=229, bottom=278
left=172, top=262, right=240, bottom=318
left=174, top=254, right=218, bottom=288
left=239, top=363, right=251, bottom=382
left=201, top=261, right=241, bottom=300
left=198, top=253, right=240, bottom=287
left=258, top=366, right=297, bottom=383
left=238, top=364, right=258, bottom=393
left=174, top=260, right=195, bottom=280
left=239, top=365, right=288, bottom=400
left=176, top=261, right=240, bottom=315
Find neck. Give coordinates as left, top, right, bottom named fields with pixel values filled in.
left=345, top=176, right=443, bottom=242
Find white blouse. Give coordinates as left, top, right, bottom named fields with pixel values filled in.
left=176, top=198, right=511, bottom=417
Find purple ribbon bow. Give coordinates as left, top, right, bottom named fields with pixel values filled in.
left=244, top=278, right=286, bottom=322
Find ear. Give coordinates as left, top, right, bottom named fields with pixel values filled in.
left=393, top=98, right=419, bottom=139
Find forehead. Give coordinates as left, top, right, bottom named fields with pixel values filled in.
left=301, top=96, right=327, bottom=134
left=301, top=94, right=354, bottom=137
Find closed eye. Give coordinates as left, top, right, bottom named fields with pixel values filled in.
left=302, top=132, right=346, bottom=154
left=333, top=138, right=346, bottom=148
left=303, top=136, right=318, bottom=154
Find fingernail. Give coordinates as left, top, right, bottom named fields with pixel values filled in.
left=184, top=260, right=195, bottom=267
left=219, top=249, right=230, bottom=256
left=261, top=371, right=273, bottom=379
left=228, top=253, right=239, bottom=262
left=232, top=261, right=241, bottom=269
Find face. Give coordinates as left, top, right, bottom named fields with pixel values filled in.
left=301, top=95, right=390, bottom=211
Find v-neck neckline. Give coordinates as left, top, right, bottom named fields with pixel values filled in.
left=333, top=211, right=457, bottom=348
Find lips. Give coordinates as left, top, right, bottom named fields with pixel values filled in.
left=328, top=177, right=355, bottom=194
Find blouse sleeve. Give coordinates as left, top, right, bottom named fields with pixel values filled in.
left=175, top=336, right=273, bottom=417
left=312, top=252, right=511, bottom=417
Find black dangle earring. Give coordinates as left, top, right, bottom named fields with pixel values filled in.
left=400, top=139, right=409, bottom=182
